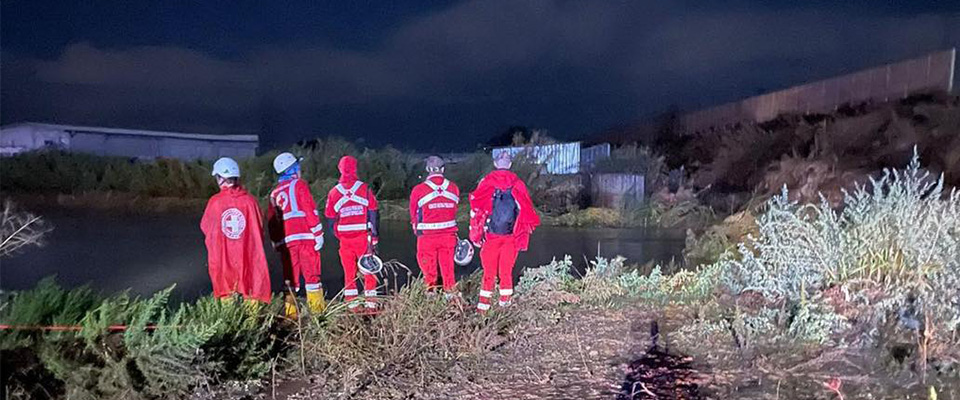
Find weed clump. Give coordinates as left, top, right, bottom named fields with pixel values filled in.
left=292, top=281, right=519, bottom=397
left=0, top=200, right=52, bottom=258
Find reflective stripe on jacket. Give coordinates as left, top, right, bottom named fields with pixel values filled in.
left=325, top=179, right=378, bottom=239
left=267, top=178, right=322, bottom=248
left=409, top=174, right=460, bottom=236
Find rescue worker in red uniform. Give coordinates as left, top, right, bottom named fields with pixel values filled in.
left=324, top=155, right=381, bottom=312
left=409, top=156, right=461, bottom=299
left=469, top=152, right=540, bottom=312
left=267, top=152, right=326, bottom=317
left=201, top=157, right=272, bottom=304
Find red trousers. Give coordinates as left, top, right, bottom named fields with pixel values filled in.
left=478, top=234, right=517, bottom=310
left=281, top=244, right=322, bottom=292
left=339, top=235, right=379, bottom=308
left=416, top=233, right=457, bottom=291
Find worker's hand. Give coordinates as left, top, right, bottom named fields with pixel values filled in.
left=371, top=236, right=379, bottom=246
left=314, top=235, right=324, bottom=251
left=471, top=240, right=482, bottom=248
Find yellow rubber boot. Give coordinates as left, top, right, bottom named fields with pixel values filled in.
left=283, top=292, right=299, bottom=319
left=306, top=289, right=327, bottom=313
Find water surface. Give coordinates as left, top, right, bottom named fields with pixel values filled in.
left=1, top=209, right=684, bottom=301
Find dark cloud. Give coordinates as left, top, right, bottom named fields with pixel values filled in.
left=2, top=1, right=958, bottom=149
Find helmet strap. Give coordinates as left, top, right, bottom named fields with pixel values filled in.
left=279, top=163, right=301, bottom=182
left=217, top=176, right=237, bottom=188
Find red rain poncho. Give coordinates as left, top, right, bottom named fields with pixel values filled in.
left=468, top=169, right=540, bottom=251
left=200, top=185, right=272, bottom=303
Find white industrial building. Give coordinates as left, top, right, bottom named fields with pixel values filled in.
left=0, top=122, right=259, bottom=160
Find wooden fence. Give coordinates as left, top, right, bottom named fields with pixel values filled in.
left=590, top=173, right=645, bottom=209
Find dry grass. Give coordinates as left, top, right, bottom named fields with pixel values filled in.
left=285, top=276, right=523, bottom=399
left=0, top=200, right=51, bottom=258
left=684, top=95, right=960, bottom=211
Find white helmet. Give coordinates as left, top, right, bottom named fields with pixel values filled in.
left=358, top=254, right=383, bottom=275
left=454, top=239, right=474, bottom=266
left=212, top=157, right=241, bottom=178
left=273, top=152, right=301, bottom=174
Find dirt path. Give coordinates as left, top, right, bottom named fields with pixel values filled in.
left=430, top=307, right=663, bottom=400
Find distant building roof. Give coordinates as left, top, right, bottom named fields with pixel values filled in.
left=0, top=122, right=258, bottom=143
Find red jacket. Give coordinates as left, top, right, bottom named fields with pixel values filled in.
left=267, top=178, right=323, bottom=249
left=200, top=185, right=272, bottom=303
left=409, top=174, right=460, bottom=236
left=324, top=156, right=379, bottom=240
left=468, top=169, right=540, bottom=251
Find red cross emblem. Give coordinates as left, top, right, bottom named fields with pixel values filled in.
left=220, top=208, right=246, bottom=239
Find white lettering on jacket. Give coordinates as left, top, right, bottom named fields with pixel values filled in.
left=428, top=202, right=456, bottom=209
left=340, top=204, right=365, bottom=217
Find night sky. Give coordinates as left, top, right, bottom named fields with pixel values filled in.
left=2, top=1, right=958, bottom=151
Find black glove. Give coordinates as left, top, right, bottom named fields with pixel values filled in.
left=367, top=209, right=380, bottom=238
left=325, top=217, right=338, bottom=241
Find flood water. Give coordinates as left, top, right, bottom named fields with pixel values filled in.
left=1, top=208, right=685, bottom=301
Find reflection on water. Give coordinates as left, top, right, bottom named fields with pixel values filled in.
left=1, top=209, right=685, bottom=301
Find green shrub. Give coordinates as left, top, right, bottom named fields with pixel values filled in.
left=0, top=279, right=286, bottom=399
left=720, top=151, right=959, bottom=301
left=712, top=150, right=959, bottom=350
left=516, top=255, right=578, bottom=296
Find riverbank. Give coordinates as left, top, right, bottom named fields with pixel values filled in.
left=8, top=191, right=707, bottom=229
left=1, top=136, right=694, bottom=229
left=4, top=254, right=956, bottom=399
left=3, top=155, right=958, bottom=399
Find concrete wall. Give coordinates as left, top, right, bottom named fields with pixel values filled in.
left=682, top=48, right=957, bottom=133
left=591, top=173, right=645, bottom=209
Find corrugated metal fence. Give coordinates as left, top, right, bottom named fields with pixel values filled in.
left=580, top=143, right=611, bottom=171
left=493, top=142, right=581, bottom=174
left=682, top=48, right=956, bottom=133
